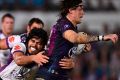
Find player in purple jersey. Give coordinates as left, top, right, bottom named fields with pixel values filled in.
left=37, top=0, right=118, bottom=80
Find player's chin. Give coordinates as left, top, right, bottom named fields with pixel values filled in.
left=30, top=50, right=39, bottom=55
left=77, top=21, right=81, bottom=24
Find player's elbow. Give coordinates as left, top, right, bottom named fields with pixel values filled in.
left=72, top=36, right=85, bottom=44
left=16, top=61, right=24, bottom=66
left=15, top=57, right=25, bottom=66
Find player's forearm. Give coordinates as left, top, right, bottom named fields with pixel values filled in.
left=76, top=35, right=99, bottom=44
left=64, top=30, right=100, bottom=44
left=64, top=30, right=118, bottom=44
left=14, top=54, right=35, bottom=66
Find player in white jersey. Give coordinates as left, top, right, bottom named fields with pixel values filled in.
left=0, top=13, right=15, bottom=67
left=0, top=28, right=49, bottom=80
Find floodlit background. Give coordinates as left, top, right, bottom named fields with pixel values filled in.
left=0, top=0, right=120, bottom=80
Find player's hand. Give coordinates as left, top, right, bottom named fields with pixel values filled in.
left=32, top=51, right=49, bottom=66
left=83, top=44, right=91, bottom=52
left=104, top=34, right=118, bottom=43
left=59, top=57, right=75, bottom=69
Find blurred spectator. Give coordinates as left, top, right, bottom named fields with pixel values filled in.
left=0, top=13, right=15, bottom=67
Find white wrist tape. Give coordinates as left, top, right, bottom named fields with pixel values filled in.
left=99, top=35, right=104, bottom=41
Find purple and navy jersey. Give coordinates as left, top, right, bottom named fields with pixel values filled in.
left=47, top=17, right=77, bottom=56
left=45, top=17, right=78, bottom=74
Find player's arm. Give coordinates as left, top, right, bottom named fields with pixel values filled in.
left=13, top=52, right=49, bottom=66
left=13, top=52, right=35, bottom=66
left=63, top=30, right=118, bottom=44
left=0, top=39, right=8, bottom=49
left=12, top=43, right=49, bottom=66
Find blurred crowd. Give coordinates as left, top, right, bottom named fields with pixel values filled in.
left=0, top=0, right=120, bottom=11
left=71, top=23, right=120, bottom=80
left=84, top=0, right=119, bottom=12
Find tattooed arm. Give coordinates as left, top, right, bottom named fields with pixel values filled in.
left=63, top=30, right=118, bottom=44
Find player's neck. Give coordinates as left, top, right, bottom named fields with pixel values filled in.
left=66, top=15, right=77, bottom=27
left=2, top=30, right=12, bottom=36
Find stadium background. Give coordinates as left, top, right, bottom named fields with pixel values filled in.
left=0, top=0, right=120, bottom=80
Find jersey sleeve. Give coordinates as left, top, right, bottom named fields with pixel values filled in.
left=11, top=43, right=26, bottom=54
left=60, top=24, right=73, bottom=34
left=6, top=35, right=21, bottom=48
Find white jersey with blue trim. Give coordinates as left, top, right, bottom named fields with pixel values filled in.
left=0, top=32, right=11, bottom=67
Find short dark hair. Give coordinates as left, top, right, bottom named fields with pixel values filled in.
left=27, top=28, right=48, bottom=47
left=28, top=18, right=44, bottom=27
left=60, top=0, right=82, bottom=17
left=1, top=13, right=14, bottom=22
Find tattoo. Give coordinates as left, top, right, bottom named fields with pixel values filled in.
left=87, top=35, right=99, bottom=42
left=78, top=32, right=99, bottom=43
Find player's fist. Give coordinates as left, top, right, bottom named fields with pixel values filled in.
left=83, top=43, right=91, bottom=52
left=104, top=34, right=118, bottom=43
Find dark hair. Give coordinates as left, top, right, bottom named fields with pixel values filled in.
left=1, top=13, right=14, bottom=22
left=60, top=0, right=82, bottom=17
left=27, top=28, right=48, bottom=47
left=28, top=18, right=44, bottom=27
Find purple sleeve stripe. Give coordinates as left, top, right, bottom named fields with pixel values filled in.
left=12, top=50, right=25, bottom=55
left=6, top=37, right=10, bottom=48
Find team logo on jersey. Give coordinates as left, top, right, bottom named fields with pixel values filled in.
left=14, top=45, right=22, bottom=51
left=64, top=25, right=69, bottom=29
left=8, top=36, right=15, bottom=43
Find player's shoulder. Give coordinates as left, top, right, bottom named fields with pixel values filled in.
left=7, top=35, right=21, bottom=45
left=11, top=42, right=26, bottom=55
left=56, top=17, right=73, bottom=30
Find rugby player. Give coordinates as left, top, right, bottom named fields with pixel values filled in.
left=0, top=28, right=49, bottom=80
left=0, top=13, right=15, bottom=67
left=37, top=0, right=118, bottom=80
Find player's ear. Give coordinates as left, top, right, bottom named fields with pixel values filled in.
left=69, top=8, right=74, bottom=14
